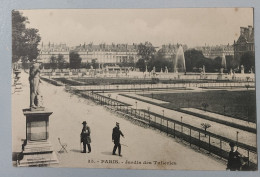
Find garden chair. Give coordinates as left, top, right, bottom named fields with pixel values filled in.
left=58, top=138, right=68, bottom=153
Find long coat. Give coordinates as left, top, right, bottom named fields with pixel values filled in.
left=227, top=150, right=241, bottom=170
left=81, top=126, right=91, bottom=144
left=112, top=126, right=124, bottom=143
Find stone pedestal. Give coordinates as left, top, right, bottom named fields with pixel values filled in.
left=18, top=109, right=59, bottom=167
left=217, top=73, right=223, bottom=80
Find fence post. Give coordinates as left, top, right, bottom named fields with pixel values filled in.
left=167, top=120, right=168, bottom=136
left=174, top=122, right=175, bottom=138
left=247, top=150, right=250, bottom=167
left=189, top=128, right=191, bottom=146
left=208, top=135, right=211, bottom=154
left=199, top=132, right=200, bottom=150
left=160, top=117, right=162, bottom=132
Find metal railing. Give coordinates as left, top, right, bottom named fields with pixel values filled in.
left=74, top=90, right=257, bottom=170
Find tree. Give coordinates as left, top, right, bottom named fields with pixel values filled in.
left=91, top=59, right=99, bottom=69
left=23, top=28, right=41, bottom=61
left=69, top=51, right=82, bottom=69
left=201, top=123, right=211, bottom=137
left=213, top=57, right=222, bottom=70
left=57, top=54, right=66, bottom=69
left=201, top=102, right=209, bottom=112
left=49, top=55, right=57, bottom=70
left=137, top=42, right=156, bottom=62
left=184, top=49, right=216, bottom=72
left=118, top=56, right=135, bottom=67
left=240, top=52, right=255, bottom=73
left=136, top=59, right=146, bottom=72
left=147, top=52, right=173, bottom=72
left=85, top=61, right=91, bottom=69
left=12, top=10, right=41, bottom=63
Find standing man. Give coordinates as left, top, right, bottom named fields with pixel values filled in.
left=112, top=122, right=124, bottom=156
left=226, top=142, right=242, bottom=171
left=81, top=121, right=91, bottom=153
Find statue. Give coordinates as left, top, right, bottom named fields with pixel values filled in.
left=202, top=65, right=205, bottom=74
left=241, top=65, right=244, bottom=74
left=29, top=61, right=43, bottom=109
left=165, top=66, right=168, bottom=73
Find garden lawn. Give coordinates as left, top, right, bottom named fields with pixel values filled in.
left=143, top=90, right=256, bottom=123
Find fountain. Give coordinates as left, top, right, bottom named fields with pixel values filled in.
left=221, top=53, right=227, bottom=69
left=174, top=45, right=186, bottom=73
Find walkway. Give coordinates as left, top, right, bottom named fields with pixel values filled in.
left=12, top=71, right=226, bottom=170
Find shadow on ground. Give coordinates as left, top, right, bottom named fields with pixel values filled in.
left=101, top=151, right=113, bottom=156
left=70, top=149, right=82, bottom=153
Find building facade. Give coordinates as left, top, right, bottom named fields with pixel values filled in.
left=38, top=42, right=192, bottom=65
left=38, top=42, right=141, bottom=65
left=195, top=44, right=234, bottom=59
left=159, top=44, right=188, bottom=59
left=74, top=43, right=140, bottom=64
left=233, top=25, right=254, bottom=62
left=38, top=42, right=70, bottom=63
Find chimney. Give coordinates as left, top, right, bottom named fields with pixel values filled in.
left=248, top=25, right=253, bottom=36
left=240, top=27, right=245, bottom=35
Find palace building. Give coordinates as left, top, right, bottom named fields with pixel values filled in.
left=38, top=42, right=141, bottom=64
left=195, top=44, right=234, bottom=59
left=233, top=25, right=254, bottom=62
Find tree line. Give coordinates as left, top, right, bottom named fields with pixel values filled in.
left=136, top=42, right=255, bottom=73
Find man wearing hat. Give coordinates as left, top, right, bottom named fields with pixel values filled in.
left=81, top=121, right=91, bottom=153
left=112, top=122, right=124, bottom=156
left=226, top=142, right=242, bottom=171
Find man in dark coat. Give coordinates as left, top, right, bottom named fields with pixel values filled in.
left=81, top=121, right=91, bottom=153
left=226, top=142, right=242, bottom=171
left=112, top=122, right=124, bottom=156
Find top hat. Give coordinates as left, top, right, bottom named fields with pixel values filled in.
left=229, top=142, right=235, bottom=147
left=82, top=121, right=87, bottom=125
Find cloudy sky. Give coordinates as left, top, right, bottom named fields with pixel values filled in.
left=21, top=8, right=253, bottom=48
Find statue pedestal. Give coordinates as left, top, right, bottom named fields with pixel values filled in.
left=217, top=73, right=223, bottom=80
left=18, top=109, right=59, bottom=167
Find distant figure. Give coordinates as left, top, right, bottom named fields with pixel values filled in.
left=112, top=122, right=124, bottom=156
left=226, top=142, right=242, bottom=171
left=81, top=121, right=91, bottom=153
left=29, top=61, right=42, bottom=108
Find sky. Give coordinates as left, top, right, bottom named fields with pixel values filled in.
left=20, top=8, right=253, bottom=48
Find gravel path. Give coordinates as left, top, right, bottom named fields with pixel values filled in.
left=12, top=71, right=226, bottom=170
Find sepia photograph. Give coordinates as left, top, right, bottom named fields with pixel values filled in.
left=11, top=8, right=257, bottom=170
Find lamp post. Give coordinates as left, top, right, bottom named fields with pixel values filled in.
left=148, top=107, right=150, bottom=124
left=162, top=110, right=164, bottom=118
left=181, top=116, right=183, bottom=133
left=135, top=101, right=138, bottom=116
left=161, top=110, right=164, bottom=132
left=236, top=131, right=239, bottom=144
